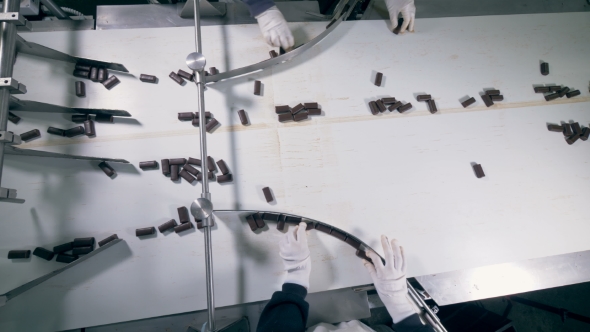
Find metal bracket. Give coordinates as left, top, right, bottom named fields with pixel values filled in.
left=0, top=187, right=17, bottom=199
left=0, top=131, right=22, bottom=145
left=0, top=12, right=32, bottom=30
left=0, top=78, right=27, bottom=94
left=9, top=95, right=131, bottom=117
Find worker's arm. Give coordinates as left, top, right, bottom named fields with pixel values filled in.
left=385, top=0, right=416, bottom=33
left=243, top=0, right=294, bottom=49
left=257, top=222, right=311, bottom=332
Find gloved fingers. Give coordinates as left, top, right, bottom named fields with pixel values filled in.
left=381, top=235, right=395, bottom=267
left=367, top=250, right=385, bottom=276
left=391, top=239, right=403, bottom=271
left=296, top=222, right=307, bottom=243
left=279, top=31, right=294, bottom=50
left=363, top=259, right=377, bottom=278
left=269, top=29, right=281, bottom=48
left=399, top=245, right=407, bottom=274
left=286, top=224, right=298, bottom=243
left=389, top=10, right=400, bottom=31
left=398, top=12, right=410, bottom=34
left=407, top=9, right=416, bottom=32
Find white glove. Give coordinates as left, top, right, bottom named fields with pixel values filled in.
left=364, top=236, right=415, bottom=324
left=279, top=222, right=311, bottom=289
left=385, top=0, right=416, bottom=33
left=255, top=6, right=295, bottom=50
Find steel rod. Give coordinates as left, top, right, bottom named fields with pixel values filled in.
left=0, top=0, right=20, bottom=188
left=39, top=0, right=71, bottom=20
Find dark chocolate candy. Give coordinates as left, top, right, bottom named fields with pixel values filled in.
left=170, top=165, right=179, bottom=181
left=388, top=101, right=403, bottom=112
left=345, top=237, right=362, bottom=250
left=102, top=75, right=120, bottom=90
left=580, top=128, right=590, bottom=141
left=161, top=159, right=170, bottom=175
left=376, top=100, right=387, bottom=113
left=33, top=247, right=55, bottom=261
left=398, top=103, right=413, bottom=113
left=285, top=216, right=302, bottom=224
left=75, top=81, right=85, bottom=97
left=563, top=124, right=573, bottom=136
left=277, top=220, right=285, bottom=231
left=178, top=112, right=194, bottom=121
left=254, top=80, right=262, bottom=95
left=315, top=223, right=332, bottom=234
left=238, top=109, right=249, bottom=125
left=183, top=163, right=200, bottom=176
left=75, top=64, right=91, bottom=71
left=369, top=101, right=379, bottom=115
left=217, top=174, right=233, bottom=183
left=544, top=93, right=559, bottom=101
left=47, top=127, right=66, bottom=136
left=461, top=97, right=476, bottom=108
left=278, top=113, right=293, bottom=122
left=566, top=135, right=580, bottom=145
left=72, top=114, right=89, bottom=123
left=97, top=68, right=107, bottom=82
left=139, top=160, right=158, bottom=169
left=8, top=112, right=20, bottom=124
left=356, top=250, right=372, bottom=262
left=263, top=213, right=280, bottom=222
left=56, top=253, right=78, bottom=263
left=84, top=120, right=96, bottom=136
left=540, top=62, right=549, bottom=76
left=246, top=215, right=258, bottom=231
left=98, top=234, right=119, bottom=247
left=187, top=157, right=201, bottom=166
left=98, top=161, right=115, bottom=177
left=330, top=229, right=347, bottom=241
left=139, top=74, right=157, bottom=83
left=216, top=159, right=230, bottom=175
left=53, top=242, right=73, bottom=253
left=95, top=114, right=114, bottom=123
left=490, top=95, right=504, bottom=102
left=306, top=222, right=314, bottom=230
left=481, top=94, right=494, bottom=107
left=136, top=227, right=156, bottom=237
left=416, top=94, right=431, bottom=101
left=276, top=105, right=291, bottom=114
left=73, top=70, right=89, bottom=78
left=209, top=67, right=219, bottom=75
left=262, top=187, right=273, bottom=202
left=291, top=103, right=305, bottom=115
left=547, top=124, right=563, bottom=132
left=158, top=219, right=177, bottom=233
left=73, top=246, right=93, bottom=255
left=177, top=69, right=193, bottom=81
left=174, top=222, right=193, bottom=233
left=374, top=72, right=383, bottom=86
left=196, top=172, right=215, bottom=181
left=485, top=90, right=501, bottom=96
left=254, top=213, right=266, bottom=228
left=548, top=86, right=561, bottom=92
left=65, top=126, right=85, bottom=137
left=381, top=97, right=397, bottom=104
left=8, top=250, right=30, bottom=259
left=205, top=118, right=220, bottom=133
left=89, top=67, right=98, bottom=82
left=294, top=111, right=309, bottom=122
left=427, top=99, right=438, bottom=114
left=473, top=164, right=485, bottom=178
left=571, top=122, right=582, bottom=135
left=169, top=72, right=184, bottom=85
left=269, top=50, right=278, bottom=58
left=566, top=90, right=580, bottom=98
left=178, top=206, right=190, bottom=223
left=557, top=87, right=570, bottom=98
left=20, top=129, right=41, bottom=141
left=534, top=86, right=550, bottom=93
left=304, top=102, right=318, bottom=109
left=207, top=156, right=217, bottom=172
left=73, top=237, right=95, bottom=247
left=308, top=108, right=321, bottom=116
left=179, top=169, right=196, bottom=183
left=169, top=158, right=187, bottom=165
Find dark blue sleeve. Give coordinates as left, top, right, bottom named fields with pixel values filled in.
left=242, top=0, right=276, bottom=17
left=257, top=283, right=309, bottom=332
left=392, top=314, right=437, bottom=332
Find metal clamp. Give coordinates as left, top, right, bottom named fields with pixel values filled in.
left=0, top=78, right=27, bottom=94
left=0, top=12, right=32, bottom=30
left=0, top=187, right=17, bottom=199
left=0, top=131, right=22, bottom=145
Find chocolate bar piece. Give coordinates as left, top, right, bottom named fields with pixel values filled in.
left=196, top=172, right=215, bottom=181
left=238, top=109, right=249, bottom=125
left=308, top=108, right=321, bottom=116
left=315, top=223, right=332, bottom=234
left=427, top=99, right=438, bottom=114
left=98, top=161, right=115, bottom=177
left=177, top=206, right=190, bottom=224
left=73, top=237, right=95, bottom=247
left=139, top=74, right=157, bottom=83
left=563, top=124, right=573, bottom=136
left=161, top=159, right=170, bottom=175
left=136, top=227, right=156, bottom=237
left=276, top=105, right=291, bottom=114
left=534, top=86, right=550, bottom=93
left=53, top=242, right=73, bottom=253
left=393, top=17, right=404, bottom=34
left=98, top=234, right=119, bottom=247
left=277, top=220, right=285, bottom=231
left=95, top=114, right=114, bottom=123
left=180, top=169, right=196, bottom=183
left=304, top=102, right=318, bottom=109
left=75, top=64, right=91, bottom=71
left=209, top=67, right=219, bottom=75
left=481, top=94, right=494, bottom=107
left=158, top=219, right=177, bottom=233
left=262, top=187, right=273, bottom=202
left=254, top=80, right=262, bottom=95
left=97, top=68, right=107, bottom=82
left=291, top=103, right=305, bottom=115
left=580, top=128, right=590, bottom=141
left=102, top=75, right=120, bottom=90
left=139, top=160, right=158, bottom=169
left=246, top=215, right=258, bottom=231
left=356, top=250, right=372, bottom=262
left=294, top=111, right=309, bottom=122
left=398, top=103, right=413, bottom=113
left=278, top=113, right=293, bottom=122
left=89, top=67, right=98, bottom=82
left=72, top=114, right=89, bottom=123
left=205, top=118, right=220, bottom=133
left=330, top=229, right=347, bottom=241
left=305, top=222, right=314, bottom=230
left=263, top=213, right=280, bottom=222
left=416, top=94, right=431, bottom=101
left=170, top=165, right=180, bottom=180
left=8, top=112, right=20, bottom=124
left=374, top=72, right=383, bottom=86
left=376, top=99, right=387, bottom=113
left=388, top=101, right=403, bottom=111
left=45, top=128, right=65, bottom=138
left=369, top=101, right=379, bottom=115
left=566, top=135, right=580, bottom=145
left=177, top=69, right=193, bottom=81
left=540, top=62, right=549, bottom=76
left=73, top=70, right=89, bottom=78
left=207, top=156, right=217, bottom=172
left=566, top=90, right=580, bottom=98
left=33, top=247, right=55, bottom=261
left=557, top=87, right=570, bottom=98
left=473, top=164, right=485, bottom=178
left=381, top=97, right=397, bottom=104
left=217, top=174, right=233, bottom=183
left=254, top=213, right=266, bottom=228
left=548, top=86, right=561, bottom=92
left=73, top=246, right=93, bottom=255
left=490, top=95, right=504, bottom=102
left=65, top=126, right=85, bottom=137
left=8, top=250, right=30, bottom=259
left=216, top=159, right=230, bottom=175
left=571, top=122, right=582, bottom=135
left=485, top=90, right=500, bottom=96
left=345, top=237, right=362, bottom=250
left=547, top=124, right=564, bottom=132
left=269, top=50, right=278, bottom=58
left=20, top=129, right=41, bottom=141
left=194, top=112, right=212, bottom=119
left=84, top=120, right=96, bottom=136
left=183, top=163, right=200, bottom=176
left=188, top=157, right=201, bottom=166
left=75, top=81, right=85, bottom=97
left=174, top=222, right=193, bottom=233
left=56, top=254, right=78, bottom=263
left=169, top=72, right=184, bottom=85
left=178, top=112, right=194, bottom=121
left=285, top=216, right=302, bottom=224
left=544, top=93, right=559, bottom=101
left=169, top=158, right=187, bottom=165
left=461, top=97, right=476, bottom=108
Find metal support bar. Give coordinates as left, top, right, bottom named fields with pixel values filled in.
left=0, top=131, right=21, bottom=145
left=9, top=95, right=131, bottom=117
left=4, top=145, right=130, bottom=163
left=0, top=12, right=32, bottom=30
left=39, top=0, right=71, bottom=20
left=0, top=77, right=26, bottom=94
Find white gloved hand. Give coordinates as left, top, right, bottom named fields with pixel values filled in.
left=279, top=222, right=311, bottom=289
left=255, top=6, right=295, bottom=50
left=364, top=236, right=416, bottom=324
left=384, top=0, right=416, bottom=33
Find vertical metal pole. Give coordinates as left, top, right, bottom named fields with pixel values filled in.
left=0, top=0, right=20, bottom=188
left=192, top=0, right=215, bottom=331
